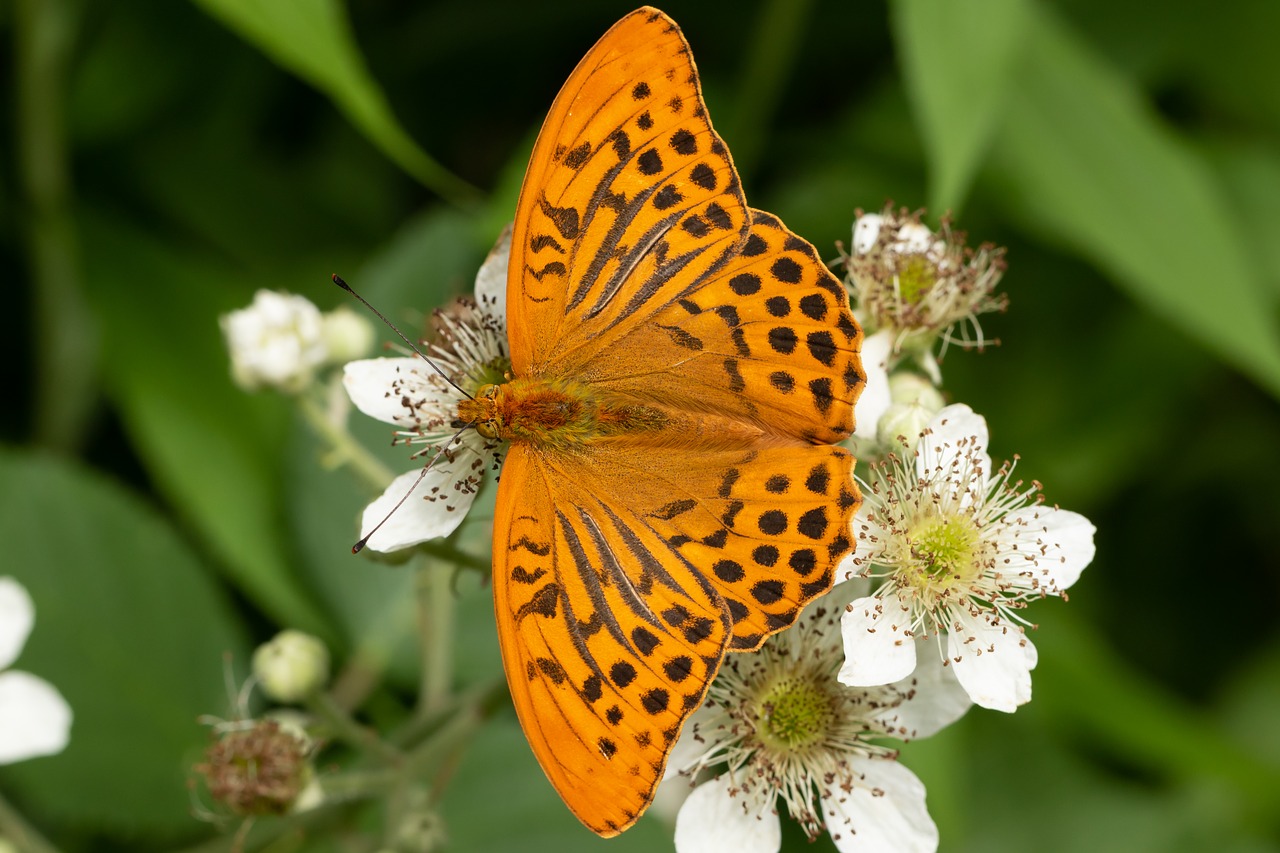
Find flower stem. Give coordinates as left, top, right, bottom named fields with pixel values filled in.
left=306, top=691, right=402, bottom=765
left=16, top=0, right=97, bottom=452
left=0, top=789, right=62, bottom=853
left=416, top=556, right=455, bottom=718
left=297, top=387, right=395, bottom=491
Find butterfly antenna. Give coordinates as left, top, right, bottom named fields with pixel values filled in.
left=331, top=274, right=473, bottom=400
left=351, top=425, right=474, bottom=554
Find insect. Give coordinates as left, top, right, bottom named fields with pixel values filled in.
left=460, top=6, right=865, bottom=836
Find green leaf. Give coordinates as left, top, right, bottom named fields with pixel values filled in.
left=80, top=209, right=333, bottom=637
left=1032, top=609, right=1280, bottom=827
left=190, top=0, right=479, bottom=206
left=0, top=449, right=247, bottom=835
left=989, top=6, right=1280, bottom=398
left=890, top=0, right=1031, bottom=213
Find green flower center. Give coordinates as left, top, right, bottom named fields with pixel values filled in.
left=754, top=676, right=833, bottom=752
left=465, top=356, right=512, bottom=395
left=897, top=255, right=936, bottom=306
left=899, top=514, right=983, bottom=605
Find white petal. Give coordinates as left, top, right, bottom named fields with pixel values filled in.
left=917, top=404, right=991, bottom=492
left=473, top=225, right=511, bottom=325
left=1000, top=507, right=1096, bottom=591
left=0, top=578, right=34, bottom=670
left=868, top=640, right=971, bottom=739
left=839, top=592, right=918, bottom=686
left=946, top=610, right=1036, bottom=712
left=852, top=214, right=884, bottom=254
left=342, top=358, right=454, bottom=427
left=0, top=671, right=72, bottom=763
left=359, top=446, right=485, bottom=552
left=675, top=775, right=780, bottom=853
left=854, top=331, right=893, bottom=439
left=894, top=222, right=937, bottom=256
left=823, top=759, right=937, bottom=853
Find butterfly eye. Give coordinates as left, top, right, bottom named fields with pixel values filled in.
left=475, top=420, right=499, bottom=440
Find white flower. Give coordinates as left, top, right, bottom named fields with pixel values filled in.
left=221, top=290, right=328, bottom=392
left=838, top=404, right=1096, bottom=712
left=665, top=587, right=969, bottom=853
left=342, top=229, right=511, bottom=552
left=0, top=578, right=71, bottom=764
left=844, top=208, right=1006, bottom=355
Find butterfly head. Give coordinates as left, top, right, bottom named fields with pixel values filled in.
left=455, top=383, right=505, bottom=439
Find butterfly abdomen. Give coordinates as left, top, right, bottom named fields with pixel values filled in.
left=467, top=377, right=673, bottom=450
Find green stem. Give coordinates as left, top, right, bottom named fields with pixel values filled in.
left=306, top=691, right=402, bottom=765
left=297, top=388, right=395, bottom=491
left=0, top=790, right=62, bottom=853
left=416, top=557, right=455, bottom=719
left=417, top=539, right=491, bottom=574
left=15, top=0, right=97, bottom=452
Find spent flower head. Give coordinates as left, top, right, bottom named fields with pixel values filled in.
left=838, top=404, right=1096, bottom=712
left=342, top=228, right=511, bottom=552
left=195, top=718, right=314, bottom=817
left=0, top=577, right=72, bottom=764
left=665, top=586, right=969, bottom=853
left=843, top=207, right=1007, bottom=357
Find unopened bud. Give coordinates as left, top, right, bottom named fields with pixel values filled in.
left=253, top=630, right=329, bottom=703
left=322, top=305, right=375, bottom=364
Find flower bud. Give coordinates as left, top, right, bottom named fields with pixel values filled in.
left=321, top=305, right=376, bottom=364
left=887, top=372, right=944, bottom=411
left=252, top=630, right=329, bottom=703
left=387, top=787, right=447, bottom=852
left=220, top=290, right=327, bottom=393
left=877, top=376, right=944, bottom=451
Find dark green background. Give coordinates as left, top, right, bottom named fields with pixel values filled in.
left=2, top=0, right=1278, bottom=850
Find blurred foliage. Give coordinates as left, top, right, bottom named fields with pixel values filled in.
left=1, top=0, right=1278, bottom=850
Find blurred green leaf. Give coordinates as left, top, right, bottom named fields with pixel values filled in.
left=80, top=210, right=332, bottom=637
left=891, top=0, right=1031, bottom=213
left=1204, top=139, right=1280, bottom=296
left=1033, top=609, right=1280, bottom=829
left=440, top=714, right=672, bottom=851
left=190, top=0, right=479, bottom=206
left=0, top=449, right=246, bottom=835
left=989, top=5, right=1280, bottom=398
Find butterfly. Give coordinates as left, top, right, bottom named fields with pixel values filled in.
left=458, top=6, right=865, bottom=836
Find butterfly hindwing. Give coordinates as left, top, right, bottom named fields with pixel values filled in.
left=492, top=444, right=731, bottom=836
left=573, top=210, right=864, bottom=444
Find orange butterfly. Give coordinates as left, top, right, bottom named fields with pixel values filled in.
left=459, top=6, right=865, bottom=836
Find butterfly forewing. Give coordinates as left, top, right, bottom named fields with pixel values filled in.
left=509, top=7, right=749, bottom=377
